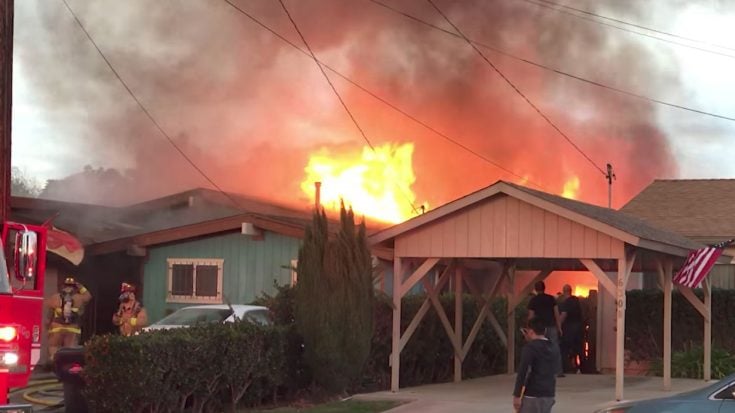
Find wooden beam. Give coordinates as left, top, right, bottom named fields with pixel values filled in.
left=423, top=278, right=463, bottom=358
left=88, top=212, right=308, bottom=255
left=624, top=250, right=638, bottom=286
left=454, top=267, right=464, bottom=383
left=463, top=272, right=508, bottom=349
left=704, top=277, right=712, bottom=381
left=657, top=258, right=673, bottom=391
left=677, top=286, right=707, bottom=318
left=391, top=257, right=402, bottom=392
left=614, top=254, right=630, bottom=401
left=581, top=259, right=616, bottom=297
left=400, top=258, right=440, bottom=298
left=507, top=264, right=516, bottom=375
left=398, top=268, right=451, bottom=352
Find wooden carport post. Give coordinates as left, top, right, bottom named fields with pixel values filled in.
left=454, top=266, right=463, bottom=382
left=506, top=263, right=516, bottom=375
left=391, top=257, right=441, bottom=392
left=656, top=257, right=673, bottom=391
left=704, top=278, right=712, bottom=381
left=614, top=251, right=636, bottom=401
left=391, top=257, right=403, bottom=392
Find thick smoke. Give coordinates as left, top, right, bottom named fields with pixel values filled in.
left=15, top=0, right=685, bottom=209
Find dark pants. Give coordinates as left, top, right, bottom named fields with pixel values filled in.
left=545, top=326, right=563, bottom=375
left=519, top=396, right=555, bottom=413
left=561, top=322, right=583, bottom=373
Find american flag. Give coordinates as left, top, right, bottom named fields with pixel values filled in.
left=673, top=239, right=735, bottom=288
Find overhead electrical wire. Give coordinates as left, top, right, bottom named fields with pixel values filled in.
left=61, top=0, right=246, bottom=211
left=275, top=0, right=421, bottom=215
left=366, top=0, right=735, bottom=123
left=520, top=0, right=735, bottom=60
left=222, top=0, right=552, bottom=191
left=531, top=0, right=735, bottom=53
left=426, top=0, right=607, bottom=176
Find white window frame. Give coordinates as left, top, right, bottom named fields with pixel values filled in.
left=290, top=259, right=298, bottom=286
left=166, top=258, right=224, bottom=304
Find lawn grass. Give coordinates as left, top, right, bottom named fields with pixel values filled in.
left=248, top=400, right=403, bottom=413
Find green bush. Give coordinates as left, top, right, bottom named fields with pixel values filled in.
left=83, top=321, right=286, bottom=413
left=260, top=284, right=527, bottom=391
left=626, top=289, right=735, bottom=363
left=294, top=207, right=374, bottom=394
left=650, top=345, right=735, bottom=379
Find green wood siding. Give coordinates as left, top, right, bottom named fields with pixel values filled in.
left=142, top=231, right=300, bottom=323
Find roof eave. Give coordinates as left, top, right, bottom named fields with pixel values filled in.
left=634, top=239, right=698, bottom=258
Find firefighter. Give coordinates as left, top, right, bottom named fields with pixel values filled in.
left=113, top=282, right=148, bottom=336
left=45, top=277, right=92, bottom=361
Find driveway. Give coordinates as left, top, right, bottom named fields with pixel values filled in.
left=356, top=374, right=710, bottom=413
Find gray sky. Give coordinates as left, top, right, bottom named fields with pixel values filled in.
left=11, top=0, right=735, bottom=209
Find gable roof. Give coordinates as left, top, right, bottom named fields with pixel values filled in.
left=369, top=180, right=702, bottom=256
left=621, top=179, right=735, bottom=242
left=11, top=188, right=321, bottom=247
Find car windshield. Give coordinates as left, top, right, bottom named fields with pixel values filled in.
left=154, top=308, right=233, bottom=326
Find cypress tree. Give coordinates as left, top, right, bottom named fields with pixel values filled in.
left=295, top=203, right=374, bottom=394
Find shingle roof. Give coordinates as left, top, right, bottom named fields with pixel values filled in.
left=13, top=188, right=387, bottom=250
left=621, top=179, right=735, bottom=241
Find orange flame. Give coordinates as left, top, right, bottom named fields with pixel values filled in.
left=574, top=285, right=595, bottom=298
left=301, top=143, right=424, bottom=224
left=562, top=176, right=580, bottom=200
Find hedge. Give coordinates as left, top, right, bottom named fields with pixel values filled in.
left=257, top=286, right=530, bottom=390
left=83, top=322, right=287, bottom=413
left=85, top=287, right=582, bottom=410
left=625, top=289, right=735, bottom=362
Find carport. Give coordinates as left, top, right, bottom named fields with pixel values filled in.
left=369, top=181, right=726, bottom=400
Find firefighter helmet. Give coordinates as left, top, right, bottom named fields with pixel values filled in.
left=120, top=282, right=135, bottom=293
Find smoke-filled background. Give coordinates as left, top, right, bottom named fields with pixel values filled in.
left=11, top=0, right=735, bottom=211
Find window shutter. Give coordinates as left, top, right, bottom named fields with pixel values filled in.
left=171, top=264, right=194, bottom=296
left=195, top=265, right=219, bottom=297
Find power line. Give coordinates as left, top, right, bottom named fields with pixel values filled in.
left=366, top=0, right=735, bottom=123
left=426, top=0, right=606, bottom=176
left=222, top=0, right=551, bottom=191
left=520, top=0, right=735, bottom=60
left=275, top=0, right=421, bottom=215
left=277, top=0, right=374, bottom=152
left=60, top=0, right=245, bottom=211
left=532, top=0, right=735, bottom=53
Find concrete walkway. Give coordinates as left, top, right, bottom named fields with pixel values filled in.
left=356, top=374, right=712, bottom=413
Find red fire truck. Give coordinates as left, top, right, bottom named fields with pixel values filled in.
left=0, top=222, right=47, bottom=407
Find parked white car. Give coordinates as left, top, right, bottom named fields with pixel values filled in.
left=143, top=304, right=272, bottom=332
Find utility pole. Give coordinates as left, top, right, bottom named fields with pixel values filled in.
left=0, top=0, right=12, bottom=222
left=606, top=163, right=616, bottom=209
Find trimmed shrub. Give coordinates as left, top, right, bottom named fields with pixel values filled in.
left=83, top=321, right=286, bottom=413
left=626, top=289, right=735, bottom=364
left=650, top=345, right=735, bottom=379
left=259, top=284, right=528, bottom=390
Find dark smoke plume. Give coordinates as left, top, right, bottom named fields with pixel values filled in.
left=15, top=0, right=686, bottom=210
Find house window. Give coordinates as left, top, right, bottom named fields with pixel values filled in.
left=167, top=258, right=224, bottom=303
